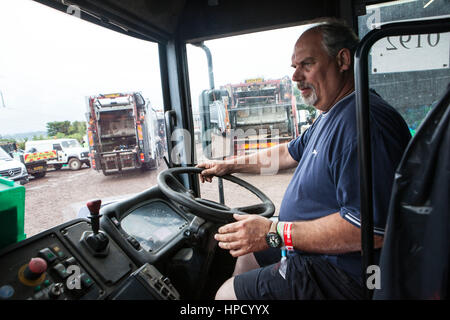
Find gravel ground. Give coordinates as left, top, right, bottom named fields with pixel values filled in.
left=22, top=163, right=294, bottom=238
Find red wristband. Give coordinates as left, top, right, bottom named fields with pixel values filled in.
left=283, top=222, right=293, bottom=251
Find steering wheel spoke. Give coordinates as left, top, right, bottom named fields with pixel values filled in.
left=166, top=173, right=195, bottom=199
left=194, top=198, right=231, bottom=211
left=233, top=203, right=270, bottom=215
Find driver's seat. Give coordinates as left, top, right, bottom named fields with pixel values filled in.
left=373, top=84, right=450, bottom=299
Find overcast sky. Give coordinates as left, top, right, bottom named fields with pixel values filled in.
left=0, top=0, right=307, bottom=135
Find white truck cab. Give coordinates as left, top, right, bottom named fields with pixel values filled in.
left=0, top=147, right=28, bottom=184
left=25, top=138, right=90, bottom=170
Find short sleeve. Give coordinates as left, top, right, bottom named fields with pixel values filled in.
left=287, top=127, right=312, bottom=162
left=332, top=140, right=386, bottom=236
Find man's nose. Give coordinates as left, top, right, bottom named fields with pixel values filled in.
left=292, top=67, right=304, bottom=83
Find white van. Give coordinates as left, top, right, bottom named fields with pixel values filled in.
left=25, top=139, right=90, bottom=170
left=0, top=147, right=28, bottom=184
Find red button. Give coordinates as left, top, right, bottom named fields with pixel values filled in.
left=28, top=257, right=47, bottom=274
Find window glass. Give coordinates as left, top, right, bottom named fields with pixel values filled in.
left=187, top=25, right=314, bottom=216
left=61, top=140, right=80, bottom=148
left=0, top=147, right=11, bottom=159
left=0, top=0, right=166, bottom=237
left=358, top=0, right=450, bottom=134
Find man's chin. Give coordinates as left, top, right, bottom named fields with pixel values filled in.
left=301, top=95, right=317, bottom=106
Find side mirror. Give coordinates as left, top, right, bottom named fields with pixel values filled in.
left=198, top=89, right=233, bottom=160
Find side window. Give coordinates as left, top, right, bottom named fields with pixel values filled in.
left=53, top=144, right=62, bottom=151
left=358, top=0, right=450, bottom=135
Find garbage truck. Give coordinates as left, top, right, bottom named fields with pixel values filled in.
left=85, top=92, right=161, bottom=175
left=199, top=76, right=299, bottom=157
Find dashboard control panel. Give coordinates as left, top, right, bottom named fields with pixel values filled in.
left=0, top=194, right=202, bottom=300
left=0, top=230, right=100, bottom=300
left=0, top=216, right=182, bottom=300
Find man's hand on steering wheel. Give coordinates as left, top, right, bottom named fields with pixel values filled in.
left=196, top=161, right=233, bottom=183
left=157, top=167, right=275, bottom=224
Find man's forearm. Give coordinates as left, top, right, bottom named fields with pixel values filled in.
left=289, top=213, right=384, bottom=254
left=225, top=143, right=297, bottom=174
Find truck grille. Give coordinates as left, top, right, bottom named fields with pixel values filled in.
left=0, top=167, right=21, bottom=178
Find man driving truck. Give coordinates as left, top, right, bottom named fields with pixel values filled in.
left=197, top=18, right=411, bottom=300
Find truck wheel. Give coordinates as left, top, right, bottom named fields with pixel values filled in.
left=32, top=172, right=46, bottom=179
left=141, top=159, right=157, bottom=171
left=68, top=158, right=82, bottom=170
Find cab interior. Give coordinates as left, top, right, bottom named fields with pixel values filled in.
left=0, top=0, right=448, bottom=301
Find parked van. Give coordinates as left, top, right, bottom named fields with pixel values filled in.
left=0, top=147, right=28, bottom=184
left=25, top=139, right=90, bottom=171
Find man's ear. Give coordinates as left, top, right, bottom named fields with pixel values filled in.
left=336, top=48, right=352, bottom=72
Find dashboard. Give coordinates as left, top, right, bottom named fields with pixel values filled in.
left=0, top=186, right=218, bottom=300
left=121, top=201, right=189, bottom=253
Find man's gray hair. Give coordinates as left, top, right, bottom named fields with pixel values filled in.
left=306, top=17, right=360, bottom=63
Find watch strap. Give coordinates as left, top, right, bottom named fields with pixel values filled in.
left=269, top=220, right=278, bottom=234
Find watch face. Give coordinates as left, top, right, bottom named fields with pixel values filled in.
left=266, top=233, right=281, bottom=248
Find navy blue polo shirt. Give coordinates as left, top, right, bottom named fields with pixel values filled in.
left=279, top=90, right=411, bottom=280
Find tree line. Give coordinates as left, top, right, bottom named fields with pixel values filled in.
left=0, top=120, right=86, bottom=150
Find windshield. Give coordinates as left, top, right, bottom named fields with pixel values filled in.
left=0, top=0, right=166, bottom=238
left=0, top=148, right=12, bottom=160
left=187, top=25, right=313, bottom=214
left=61, top=140, right=81, bottom=148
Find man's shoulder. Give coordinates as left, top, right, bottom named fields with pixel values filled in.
left=336, top=90, right=409, bottom=134
left=368, top=90, right=411, bottom=137
left=334, top=89, right=399, bottom=116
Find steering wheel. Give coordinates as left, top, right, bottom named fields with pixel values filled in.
left=157, top=167, right=275, bottom=223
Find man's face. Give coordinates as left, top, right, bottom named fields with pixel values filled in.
left=291, top=30, right=343, bottom=112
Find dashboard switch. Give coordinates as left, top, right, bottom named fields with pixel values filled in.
left=48, top=283, right=64, bottom=299
left=126, top=236, right=141, bottom=250
left=50, top=244, right=66, bottom=259
left=52, top=263, right=69, bottom=280
left=38, top=248, right=57, bottom=265
left=63, top=256, right=77, bottom=267
left=80, top=273, right=94, bottom=289
left=0, top=285, right=14, bottom=300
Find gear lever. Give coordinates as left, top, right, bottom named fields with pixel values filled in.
left=80, top=199, right=109, bottom=257
left=86, top=199, right=102, bottom=235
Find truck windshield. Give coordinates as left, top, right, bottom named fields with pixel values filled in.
left=61, top=140, right=81, bottom=148
left=187, top=24, right=315, bottom=214
left=0, top=0, right=165, bottom=238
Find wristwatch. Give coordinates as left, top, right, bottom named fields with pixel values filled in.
left=265, top=220, right=282, bottom=248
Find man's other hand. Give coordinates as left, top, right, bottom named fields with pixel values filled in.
left=214, top=214, right=272, bottom=257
